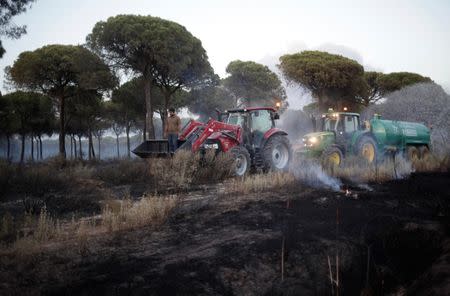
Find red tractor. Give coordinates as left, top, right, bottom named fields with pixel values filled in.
left=132, top=107, right=292, bottom=176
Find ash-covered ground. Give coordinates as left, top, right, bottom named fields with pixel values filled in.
left=1, top=171, right=449, bottom=296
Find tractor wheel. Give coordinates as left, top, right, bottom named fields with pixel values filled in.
left=230, top=146, right=251, bottom=177
left=262, top=135, right=291, bottom=171
left=419, top=146, right=430, bottom=159
left=356, top=136, right=378, bottom=164
left=321, top=145, right=344, bottom=168
left=407, top=146, right=420, bottom=161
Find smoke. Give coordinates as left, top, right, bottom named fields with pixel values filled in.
left=364, top=82, right=450, bottom=156
left=290, top=160, right=342, bottom=191
left=277, top=109, right=313, bottom=142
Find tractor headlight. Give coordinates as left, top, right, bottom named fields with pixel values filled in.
left=309, top=137, right=317, bottom=144
left=303, top=136, right=319, bottom=147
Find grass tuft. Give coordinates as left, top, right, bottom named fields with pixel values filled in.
left=228, top=172, right=296, bottom=194
left=101, top=195, right=178, bottom=232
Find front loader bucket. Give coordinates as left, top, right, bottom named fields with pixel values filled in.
left=132, top=139, right=188, bottom=158
left=132, top=140, right=169, bottom=158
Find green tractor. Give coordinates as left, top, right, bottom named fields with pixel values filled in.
left=299, top=108, right=431, bottom=166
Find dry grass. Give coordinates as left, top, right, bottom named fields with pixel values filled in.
left=0, top=160, right=96, bottom=199
left=0, top=212, right=15, bottom=241
left=91, top=150, right=234, bottom=190
left=94, top=159, right=149, bottom=184
left=228, top=172, right=296, bottom=194
left=11, top=207, right=64, bottom=257
left=290, top=152, right=450, bottom=186
left=101, top=195, right=178, bottom=232
left=147, top=150, right=234, bottom=189
left=412, top=153, right=450, bottom=173
left=327, top=153, right=449, bottom=183
left=2, top=194, right=178, bottom=257
left=147, top=151, right=199, bottom=189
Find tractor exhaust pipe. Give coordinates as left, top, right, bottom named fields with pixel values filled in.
left=215, top=108, right=223, bottom=122
left=311, top=115, right=317, bottom=132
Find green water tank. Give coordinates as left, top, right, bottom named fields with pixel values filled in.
left=370, top=117, right=430, bottom=148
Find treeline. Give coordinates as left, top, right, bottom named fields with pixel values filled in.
left=0, top=13, right=437, bottom=161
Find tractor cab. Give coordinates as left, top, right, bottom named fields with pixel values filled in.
left=222, top=107, right=279, bottom=149
left=301, top=109, right=364, bottom=159
left=320, top=111, right=361, bottom=143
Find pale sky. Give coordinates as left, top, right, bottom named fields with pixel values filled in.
left=1, top=0, right=449, bottom=109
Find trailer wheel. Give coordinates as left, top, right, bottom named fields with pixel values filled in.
left=321, top=145, right=344, bottom=168
left=230, top=146, right=250, bottom=176
left=407, top=146, right=420, bottom=161
left=356, top=136, right=378, bottom=164
left=419, top=146, right=430, bottom=159
left=262, top=135, right=291, bottom=171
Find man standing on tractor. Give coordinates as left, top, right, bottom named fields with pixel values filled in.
left=164, top=108, right=181, bottom=156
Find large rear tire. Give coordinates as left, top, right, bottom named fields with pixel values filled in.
left=230, top=146, right=251, bottom=177
left=262, top=135, right=291, bottom=172
left=356, top=136, right=378, bottom=164
left=321, top=145, right=344, bottom=168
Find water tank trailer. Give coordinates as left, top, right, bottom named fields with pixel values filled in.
left=299, top=109, right=430, bottom=166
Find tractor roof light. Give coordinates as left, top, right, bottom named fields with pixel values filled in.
left=275, top=101, right=281, bottom=109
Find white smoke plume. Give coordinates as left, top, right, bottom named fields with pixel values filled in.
left=290, top=160, right=342, bottom=191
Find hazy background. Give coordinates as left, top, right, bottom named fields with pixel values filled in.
left=1, top=0, right=450, bottom=109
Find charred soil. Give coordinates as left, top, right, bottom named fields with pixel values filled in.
left=1, top=172, right=449, bottom=295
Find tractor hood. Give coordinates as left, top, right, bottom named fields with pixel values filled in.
left=302, top=131, right=335, bottom=151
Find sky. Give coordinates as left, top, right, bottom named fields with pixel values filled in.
left=1, top=0, right=450, bottom=109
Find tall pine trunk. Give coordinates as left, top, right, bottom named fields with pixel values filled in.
left=116, top=135, right=120, bottom=158
left=143, top=121, right=146, bottom=142
left=97, top=136, right=101, bottom=160
left=20, top=134, right=25, bottom=163
left=39, top=135, right=43, bottom=160
left=88, top=131, right=95, bottom=160
left=73, top=135, right=77, bottom=159
left=78, top=135, right=83, bottom=159
left=70, top=135, right=73, bottom=159
left=6, top=135, right=10, bottom=160
left=30, top=136, right=34, bottom=161
left=126, top=125, right=131, bottom=158
left=144, top=78, right=155, bottom=139
left=161, top=89, right=172, bottom=138
left=36, top=136, right=39, bottom=160
left=59, top=96, right=66, bottom=159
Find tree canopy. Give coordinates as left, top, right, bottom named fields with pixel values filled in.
left=185, top=82, right=234, bottom=121
left=7, top=44, right=116, bottom=158
left=224, top=60, right=286, bottom=108
left=279, top=51, right=366, bottom=111
left=0, top=0, right=35, bottom=58
left=376, top=72, right=432, bottom=96
left=362, top=71, right=432, bottom=106
left=87, top=14, right=214, bottom=138
left=111, top=79, right=145, bottom=155
left=362, top=71, right=383, bottom=106
left=2, top=91, right=54, bottom=162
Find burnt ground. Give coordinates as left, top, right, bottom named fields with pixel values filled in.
left=1, top=172, right=450, bottom=296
